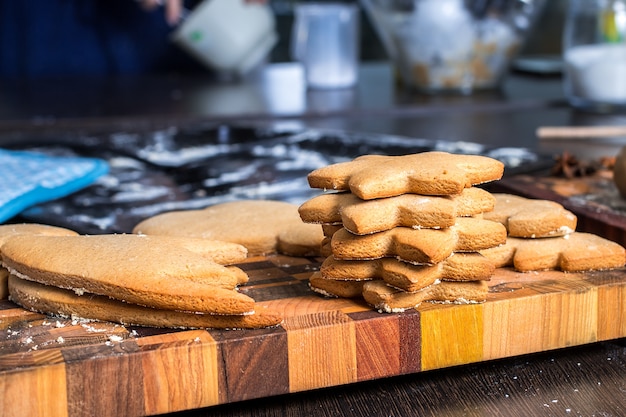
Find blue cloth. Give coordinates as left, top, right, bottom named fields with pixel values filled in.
left=0, top=148, right=109, bottom=223
left=0, top=0, right=204, bottom=78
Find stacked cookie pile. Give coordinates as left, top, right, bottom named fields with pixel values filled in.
left=299, top=152, right=508, bottom=313
left=1, top=226, right=282, bottom=329
left=481, top=194, right=626, bottom=272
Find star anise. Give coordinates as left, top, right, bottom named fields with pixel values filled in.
left=551, top=151, right=599, bottom=178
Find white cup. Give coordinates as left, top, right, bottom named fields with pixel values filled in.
left=291, top=3, right=360, bottom=89
left=172, top=0, right=278, bottom=75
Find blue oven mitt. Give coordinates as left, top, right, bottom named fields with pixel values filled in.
left=0, top=148, right=109, bottom=223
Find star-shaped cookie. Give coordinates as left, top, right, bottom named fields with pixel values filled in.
left=299, top=187, right=496, bottom=234
left=307, top=152, right=504, bottom=200
left=484, top=194, right=577, bottom=238
left=320, top=252, right=494, bottom=292
left=331, top=217, right=506, bottom=264
left=481, top=232, right=626, bottom=272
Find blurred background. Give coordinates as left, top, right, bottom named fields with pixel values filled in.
left=267, top=0, right=566, bottom=65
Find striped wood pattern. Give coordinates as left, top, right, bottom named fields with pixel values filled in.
left=1, top=254, right=625, bottom=417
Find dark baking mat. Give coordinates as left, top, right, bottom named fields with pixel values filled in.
left=3, top=124, right=553, bottom=234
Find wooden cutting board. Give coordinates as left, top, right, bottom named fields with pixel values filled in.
left=1, top=254, right=625, bottom=417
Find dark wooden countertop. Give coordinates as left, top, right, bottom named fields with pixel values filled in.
left=1, top=62, right=625, bottom=417
left=0, top=62, right=570, bottom=149
left=173, top=339, right=626, bottom=417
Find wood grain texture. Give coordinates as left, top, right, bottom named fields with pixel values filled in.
left=1, top=254, right=625, bottom=417
left=64, top=341, right=145, bottom=417
left=350, top=310, right=403, bottom=380
left=0, top=361, right=68, bottom=417
left=420, top=303, right=484, bottom=371
left=283, top=311, right=357, bottom=392
left=210, top=327, right=289, bottom=403
left=172, top=339, right=626, bottom=417
left=137, top=330, right=220, bottom=414
left=595, top=270, right=626, bottom=341
left=484, top=269, right=600, bottom=360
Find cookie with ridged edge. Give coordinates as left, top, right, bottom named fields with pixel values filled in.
left=133, top=200, right=324, bottom=256
left=331, top=217, right=506, bottom=264
left=8, top=275, right=282, bottom=329
left=299, top=187, right=496, bottom=235
left=0, top=223, right=79, bottom=299
left=307, top=152, right=504, bottom=200
left=481, top=232, right=626, bottom=272
left=484, top=194, right=577, bottom=238
left=1, top=234, right=255, bottom=315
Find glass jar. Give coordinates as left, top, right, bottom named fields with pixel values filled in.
left=563, top=0, right=626, bottom=112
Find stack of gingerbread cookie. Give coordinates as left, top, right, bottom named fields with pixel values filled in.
left=481, top=194, right=626, bottom=272
left=299, top=152, right=508, bottom=313
left=1, top=229, right=283, bottom=329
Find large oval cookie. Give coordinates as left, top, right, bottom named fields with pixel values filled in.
left=2, top=234, right=255, bottom=315
left=9, top=275, right=282, bottom=330
left=0, top=223, right=78, bottom=299
left=133, top=200, right=324, bottom=256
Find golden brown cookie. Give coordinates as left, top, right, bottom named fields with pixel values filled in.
left=481, top=232, right=626, bottom=272
left=2, top=234, right=255, bottom=315
left=162, top=236, right=248, bottom=265
left=307, top=152, right=504, bottom=200
left=330, top=217, right=506, bottom=264
left=321, top=224, right=343, bottom=238
left=320, top=253, right=494, bottom=292
left=362, top=280, right=434, bottom=313
left=308, top=271, right=368, bottom=298
left=8, top=275, right=282, bottom=329
left=320, top=237, right=333, bottom=257
left=427, top=280, right=489, bottom=304
left=484, top=194, right=577, bottom=238
left=133, top=200, right=324, bottom=256
left=0, top=223, right=78, bottom=246
left=276, top=225, right=325, bottom=257
left=439, top=252, right=495, bottom=281
left=299, top=187, right=496, bottom=234
left=0, top=223, right=78, bottom=299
